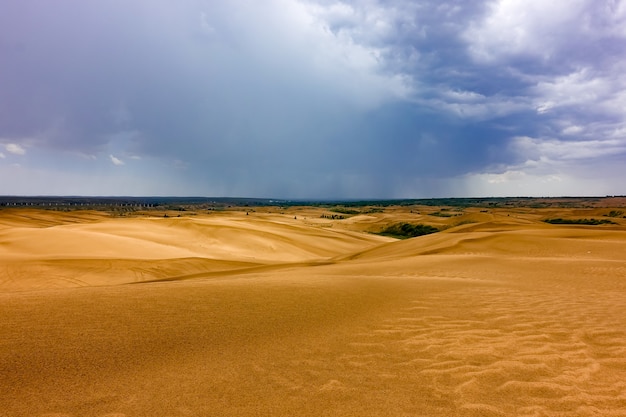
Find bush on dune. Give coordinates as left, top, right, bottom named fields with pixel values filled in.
left=378, top=223, right=439, bottom=239
left=543, top=218, right=617, bottom=225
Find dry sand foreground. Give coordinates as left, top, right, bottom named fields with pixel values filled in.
left=1, top=206, right=626, bottom=416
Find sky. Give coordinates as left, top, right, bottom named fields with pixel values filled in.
left=1, top=0, right=626, bottom=199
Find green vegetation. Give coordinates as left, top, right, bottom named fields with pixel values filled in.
left=429, top=211, right=461, bottom=218
left=329, top=207, right=360, bottom=215
left=543, top=218, right=617, bottom=225
left=320, top=214, right=345, bottom=220
left=605, top=210, right=624, bottom=218
left=377, top=223, right=439, bottom=239
left=327, top=205, right=385, bottom=215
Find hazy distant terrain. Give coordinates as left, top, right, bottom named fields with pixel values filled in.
left=1, top=198, right=626, bottom=416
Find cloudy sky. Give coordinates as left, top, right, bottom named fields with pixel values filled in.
left=2, top=0, right=626, bottom=198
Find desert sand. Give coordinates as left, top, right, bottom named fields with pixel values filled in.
left=1, top=204, right=626, bottom=416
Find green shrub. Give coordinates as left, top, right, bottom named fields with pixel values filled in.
left=430, top=211, right=460, bottom=217
left=378, top=223, right=439, bottom=239
left=330, top=207, right=360, bottom=215
left=543, top=218, right=617, bottom=225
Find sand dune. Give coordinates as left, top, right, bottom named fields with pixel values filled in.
left=0, top=210, right=391, bottom=290
left=1, top=206, right=626, bottom=416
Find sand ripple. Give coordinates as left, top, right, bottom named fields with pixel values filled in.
left=311, top=285, right=626, bottom=416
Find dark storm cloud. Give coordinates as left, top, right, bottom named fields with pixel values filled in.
left=1, top=0, right=625, bottom=197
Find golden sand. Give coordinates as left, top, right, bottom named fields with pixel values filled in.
left=1, top=206, right=626, bottom=416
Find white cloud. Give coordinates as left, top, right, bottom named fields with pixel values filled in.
left=5, top=143, right=26, bottom=155
left=457, top=130, right=626, bottom=197
left=0, top=153, right=4, bottom=158
left=459, top=154, right=626, bottom=196
left=289, top=0, right=416, bottom=105
left=511, top=135, right=626, bottom=161
left=531, top=68, right=612, bottom=114
left=481, top=170, right=528, bottom=184
left=464, top=0, right=590, bottom=63
left=562, top=125, right=583, bottom=135
left=109, top=154, right=124, bottom=166
left=460, top=169, right=598, bottom=197
left=201, top=1, right=413, bottom=110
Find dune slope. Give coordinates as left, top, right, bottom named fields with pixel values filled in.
left=0, top=210, right=391, bottom=291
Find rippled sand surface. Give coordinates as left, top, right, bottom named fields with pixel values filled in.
left=1, top=206, right=626, bottom=416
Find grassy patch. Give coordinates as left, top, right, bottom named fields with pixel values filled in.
left=377, top=223, right=439, bottom=239
left=543, top=218, right=617, bottom=225
left=330, top=207, right=360, bottom=215
left=429, top=210, right=462, bottom=218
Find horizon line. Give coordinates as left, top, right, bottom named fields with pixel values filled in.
left=1, top=195, right=624, bottom=201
